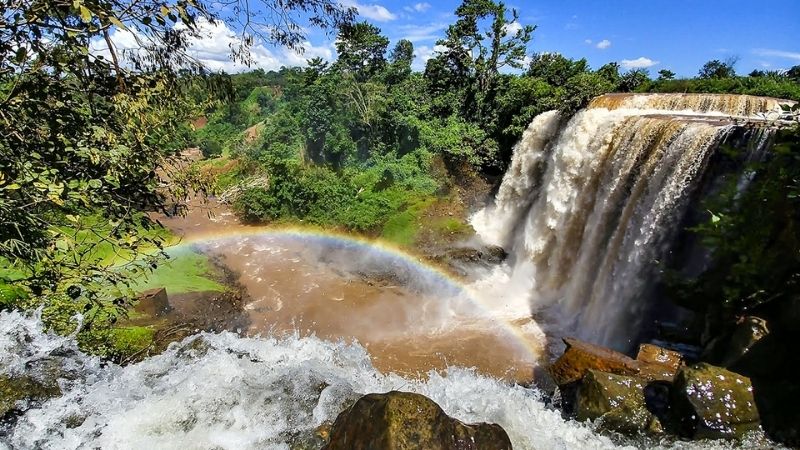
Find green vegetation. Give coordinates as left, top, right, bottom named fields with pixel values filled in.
left=130, top=250, right=226, bottom=294
left=0, top=0, right=352, bottom=354
left=106, top=326, right=157, bottom=360
left=670, top=106, right=800, bottom=319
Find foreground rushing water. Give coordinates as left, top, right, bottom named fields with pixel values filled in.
left=0, top=311, right=777, bottom=449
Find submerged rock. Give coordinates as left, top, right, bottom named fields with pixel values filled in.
left=0, top=374, right=61, bottom=418
left=576, top=370, right=657, bottom=434
left=671, top=363, right=760, bottom=440
left=548, top=338, right=639, bottom=386
left=323, top=391, right=512, bottom=450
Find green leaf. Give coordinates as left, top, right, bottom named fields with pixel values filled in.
left=108, top=15, right=127, bottom=30
left=79, top=5, right=92, bottom=23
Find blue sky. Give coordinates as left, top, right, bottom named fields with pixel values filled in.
left=105, top=0, right=798, bottom=75
left=322, top=0, right=800, bottom=76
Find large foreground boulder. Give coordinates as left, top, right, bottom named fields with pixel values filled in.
left=576, top=370, right=659, bottom=434
left=671, top=363, right=760, bottom=439
left=323, top=391, right=512, bottom=450
left=548, top=338, right=639, bottom=386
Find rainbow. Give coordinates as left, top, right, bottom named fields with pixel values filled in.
left=165, top=224, right=545, bottom=365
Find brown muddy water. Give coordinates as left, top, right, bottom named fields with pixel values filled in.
left=157, top=198, right=545, bottom=381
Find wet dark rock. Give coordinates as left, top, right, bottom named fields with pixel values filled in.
left=548, top=338, right=640, bottom=387
left=323, top=391, right=512, bottom=450
left=637, top=344, right=683, bottom=370
left=576, top=370, right=658, bottom=434
left=135, top=287, right=171, bottom=317
left=436, top=245, right=508, bottom=274
left=671, top=363, right=760, bottom=440
left=636, top=344, right=683, bottom=382
left=718, top=317, right=769, bottom=367
left=0, top=374, right=61, bottom=419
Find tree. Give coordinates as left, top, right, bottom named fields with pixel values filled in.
left=434, top=0, right=535, bottom=105
left=619, top=69, right=650, bottom=92
left=787, top=65, right=800, bottom=82
left=699, top=59, right=737, bottom=79
left=0, top=0, right=352, bottom=322
left=528, top=53, right=589, bottom=86
left=596, top=62, right=621, bottom=87
left=334, top=22, right=389, bottom=80
left=657, top=69, right=676, bottom=81
left=385, top=39, right=414, bottom=83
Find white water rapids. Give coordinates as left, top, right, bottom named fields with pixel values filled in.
left=0, top=310, right=776, bottom=449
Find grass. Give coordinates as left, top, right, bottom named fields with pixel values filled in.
left=381, top=197, right=435, bottom=246
left=109, top=325, right=156, bottom=357
left=129, top=248, right=226, bottom=295
left=433, top=217, right=471, bottom=235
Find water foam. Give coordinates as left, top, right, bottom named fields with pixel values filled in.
left=2, top=311, right=778, bottom=449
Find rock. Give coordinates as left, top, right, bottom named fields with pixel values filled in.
left=438, top=246, right=508, bottom=269
left=0, top=374, right=61, bottom=418
left=323, top=391, right=512, bottom=450
left=134, top=287, right=171, bottom=317
left=576, top=370, right=657, bottom=434
left=636, top=344, right=683, bottom=382
left=719, top=317, right=769, bottom=367
left=548, top=338, right=640, bottom=386
left=671, top=363, right=760, bottom=440
left=637, top=344, right=683, bottom=370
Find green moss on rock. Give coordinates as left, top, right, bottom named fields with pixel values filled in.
left=672, top=363, right=760, bottom=440
left=0, top=375, right=61, bottom=418
left=576, top=369, right=657, bottom=434
left=324, top=391, right=512, bottom=450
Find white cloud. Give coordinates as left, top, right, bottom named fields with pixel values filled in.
left=398, top=22, right=447, bottom=42
left=504, top=21, right=523, bottom=35
left=93, top=19, right=333, bottom=73
left=341, top=0, right=397, bottom=21
left=584, top=39, right=592, bottom=44
left=752, top=48, right=800, bottom=62
left=595, top=39, right=611, bottom=50
left=413, top=44, right=447, bottom=71
left=404, top=2, right=431, bottom=13
left=620, top=56, right=659, bottom=69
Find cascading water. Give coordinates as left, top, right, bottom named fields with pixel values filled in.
left=472, top=93, right=789, bottom=351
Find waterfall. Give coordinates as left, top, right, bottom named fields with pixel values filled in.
left=473, top=93, right=787, bottom=351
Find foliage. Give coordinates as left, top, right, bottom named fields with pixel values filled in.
left=528, top=53, right=589, bottom=86
left=334, top=22, right=389, bottom=81
left=0, top=0, right=353, bottom=356
left=646, top=75, right=800, bottom=101
left=657, top=69, right=676, bottom=81
left=619, top=69, right=650, bottom=92
left=670, top=110, right=800, bottom=317
left=698, top=58, right=737, bottom=79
